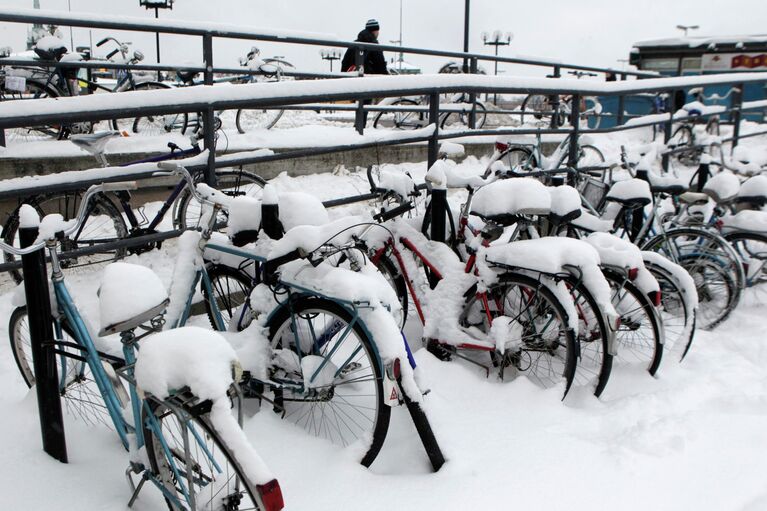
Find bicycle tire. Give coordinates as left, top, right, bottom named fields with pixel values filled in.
left=113, top=81, right=187, bottom=135
left=497, top=146, right=538, bottom=172
left=202, top=264, right=253, bottom=331
left=440, top=99, right=487, bottom=130
left=641, top=227, right=742, bottom=329
left=2, top=79, right=65, bottom=141
left=9, top=306, right=112, bottom=426
left=266, top=296, right=390, bottom=467
left=236, top=106, right=284, bottom=133
left=3, top=191, right=128, bottom=283
left=644, top=262, right=696, bottom=361
left=671, top=124, right=699, bottom=166
left=372, top=98, right=423, bottom=130
left=143, top=395, right=271, bottom=511
left=460, top=272, right=578, bottom=399
left=724, top=231, right=767, bottom=299
left=603, top=269, right=663, bottom=375
left=174, top=169, right=267, bottom=230
left=371, top=251, right=409, bottom=329
left=564, top=275, right=613, bottom=397
left=520, top=94, right=551, bottom=126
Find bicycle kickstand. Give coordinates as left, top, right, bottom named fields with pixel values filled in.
left=125, top=464, right=150, bottom=508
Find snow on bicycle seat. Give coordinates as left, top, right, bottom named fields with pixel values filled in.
left=604, top=179, right=652, bottom=209
left=569, top=210, right=614, bottom=233
left=471, top=178, right=550, bottom=224
left=720, top=210, right=767, bottom=235
left=98, top=262, right=169, bottom=336
left=703, top=172, right=740, bottom=205
left=70, top=131, right=121, bottom=156
left=547, top=185, right=582, bottom=224
left=679, top=192, right=710, bottom=206
left=736, top=175, right=767, bottom=208
left=647, top=171, right=688, bottom=196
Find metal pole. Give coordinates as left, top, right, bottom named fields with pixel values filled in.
left=427, top=92, right=440, bottom=168
left=462, top=0, right=470, bottom=73
left=549, top=65, right=561, bottom=129
left=662, top=89, right=674, bottom=172
left=493, top=44, right=499, bottom=106
left=567, top=93, right=581, bottom=186
left=354, top=46, right=366, bottom=135
left=617, top=94, right=625, bottom=126
left=468, top=57, right=477, bottom=129
left=0, top=129, right=5, bottom=147
left=155, top=8, right=161, bottom=82
left=202, top=34, right=216, bottom=186
left=20, top=225, right=68, bottom=464
left=731, top=83, right=743, bottom=152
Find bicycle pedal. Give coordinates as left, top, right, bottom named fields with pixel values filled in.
left=425, top=339, right=452, bottom=361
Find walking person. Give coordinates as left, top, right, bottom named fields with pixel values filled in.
left=342, top=19, right=389, bottom=126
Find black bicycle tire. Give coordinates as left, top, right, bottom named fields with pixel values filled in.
left=266, top=295, right=390, bottom=467
left=604, top=270, right=664, bottom=375
left=644, top=262, right=696, bottom=361
left=3, top=191, right=128, bottom=283
left=143, top=395, right=268, bottom=511
left=462, top=271, right=578, bottom=399
left=372, top=98, right=421, bottom=130
left=202, top=264, right=253, bottom=331
left=174, top=169, right=267, bottom=230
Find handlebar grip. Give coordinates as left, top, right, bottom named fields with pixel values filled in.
left=157, top=161, right=182, bottom=171
left=263, top=249, right=304, bottom=286
left=96, top=38, right=109, bottom=47
left=102, top=181, right=138, bottom=192
left=106, top=49, right=119, bottom=60
left=374, top=201, right=414, bottom=223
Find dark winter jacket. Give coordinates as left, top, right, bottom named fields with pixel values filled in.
left=341, top=28, right=388, bottom=74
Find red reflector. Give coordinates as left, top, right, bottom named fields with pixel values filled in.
left=495, top=141, right=509, bottom=152
left=257, top=479, right=285, bottom=511
left=649, top=290, right=662, bottom=307
left=628, top=267, right=639, bottom=281
left=393, top=358, right=401, bottom=380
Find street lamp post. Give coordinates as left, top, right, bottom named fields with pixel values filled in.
left=140, top=0, right=174, bottom=81
left=462, top=0, right=470, bottom=73
left=482, top=30, right=513, bottom=105
left=320, top=49, right=342, bottom=73
left=676, top=24, right=699, bottom=37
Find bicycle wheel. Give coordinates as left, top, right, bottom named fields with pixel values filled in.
left=565, top=276, right=612, bottom=397
left=372, top=98, right=423, bottom=130
left=371, top=251, right=409, bottom=329
left=603, top=269, right=663, bottom=374
left=267, top=296, right=390, bottom=467
left=202, top=264, right=253, bottom=331
left=460, top=272, right=578, bottom=398
left=9, top=307, right=111, bottom=426
left=520, top=94, right=551, bottom=126
left=645, top=263, right=696, bottom=361
left=554, top=144, right=606, bottom=169
left=440, top=100, right=487, bottom=130
left=497, top=147, right=538, bottom=172
left=642, top=228, right=742, bottom=329
left=143, top=395, right=272, bottom=511
left=175, top=169, right=267, bottom=230
left=671, top=125, right=699, bottom=166
left=724, top=231, right=767, bottom=304
left=3, top=191, right=128, bottom=283
left=1, top=79, right=65, bottom=141
left=236, top=107, right=284, bottom=133
left=113, top=81, right=188, bottom=135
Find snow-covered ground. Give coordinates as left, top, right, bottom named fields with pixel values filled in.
left=1, top=147, right=767, bottom=510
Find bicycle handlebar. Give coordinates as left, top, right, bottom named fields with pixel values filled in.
left=0, top=181, right=138, bottom=256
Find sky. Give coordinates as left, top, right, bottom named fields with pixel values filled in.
left=0, top=0, right=765, bottom=77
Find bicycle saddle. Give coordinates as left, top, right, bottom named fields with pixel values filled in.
left=736, top=175, right=767, bottom=208
left=471, top=178, right=551, bottom=225
left=703, top=172, right=740, bottom=205
left=547, top=185, right=582, bottom=225
left=98, top=262, right=169, bottom=337
left=70, top=131, right=121, bottom=156
left=679, top=192, right=710, bottom=206
left=604, top=179, right=652, bottom=209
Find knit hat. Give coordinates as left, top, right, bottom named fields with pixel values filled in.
left=365, top=19, right=380, bottom=31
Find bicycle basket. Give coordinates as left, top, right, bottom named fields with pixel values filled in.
left=580, top=177, right=609, bottom=211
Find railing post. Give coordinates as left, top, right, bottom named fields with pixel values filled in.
left=661, top=89, right=675, bottom=172
left=20, top=219, right=67, bottom=464
left=354, top=46, right=366, bottom=135
left=730, top=83, right=743, bottom=152
left=617, top=94, right=625, bottom=126
left=549, top=65, right=561, bottom=129
left=202, top=33, right=217, bottom=187
left=0, top=129, right=5, bottom=147
left=468, top=57, right=478, bottom=129
left=567, top=93, right=581, bottom=186
left=427, top=92, right=440, bottom=168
